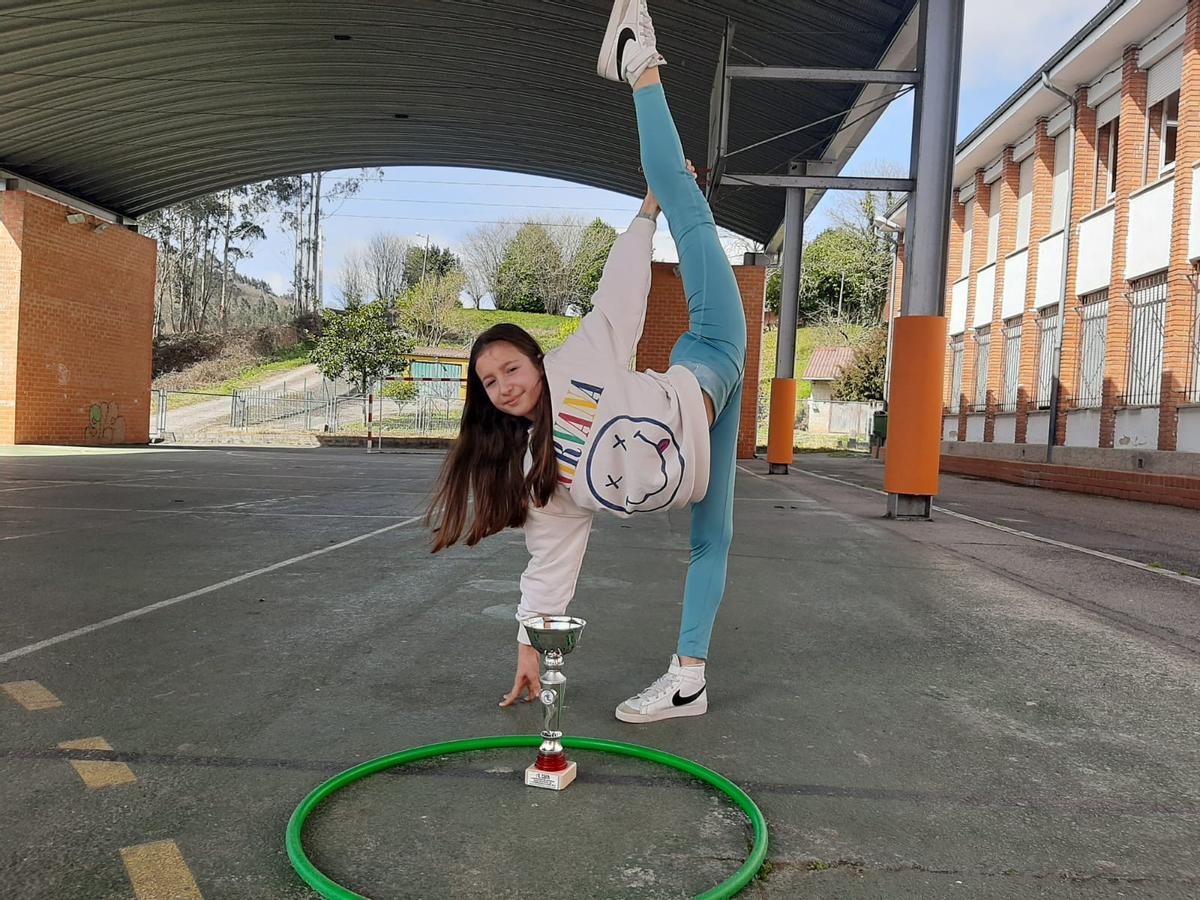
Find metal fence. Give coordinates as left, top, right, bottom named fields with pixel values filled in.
left=1074, top=289, right=1109, bottom=408
left=972, top=326, right=991, bottom=411
left=1123, top=271, right=1168, bottom=407
left=999, top=317, right=1022, bottom=412
left=947, top=336, right=964, bottom=413
left=1034, top=307, right=1060, bottom=409
left=150, top=372, right=466, bottom=444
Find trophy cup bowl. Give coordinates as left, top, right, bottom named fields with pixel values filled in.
left=521, top=615, right=586, bottom=654
left=520, top=616, right=586, bottom=790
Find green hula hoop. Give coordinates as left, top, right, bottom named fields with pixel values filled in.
left=286, top=734, right=768, bottom=900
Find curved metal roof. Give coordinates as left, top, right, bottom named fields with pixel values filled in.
left=0, top=0, right=915, bottom=243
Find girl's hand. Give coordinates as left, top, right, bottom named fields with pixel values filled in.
left=499, top=643, right=542, bottom=707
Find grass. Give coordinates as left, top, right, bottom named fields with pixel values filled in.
left=446, top=309, right=575, bottom=351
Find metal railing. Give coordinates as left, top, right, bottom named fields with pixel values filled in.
left=999, top=317, right=1022, bottom=413
left=1121, top=271, right=1167, bottom=407
left=1187, top=272, right=1200, bottom=403
left=971, top=326, right=991, bottom=411
left=1033, top=307, right=1060, bottom=409
left=947, top=336, right=964, bottom=413
left=1073, top=289, right=1109, bottom=408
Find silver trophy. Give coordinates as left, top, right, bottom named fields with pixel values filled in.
left=520, top=615, right=586, bottom=790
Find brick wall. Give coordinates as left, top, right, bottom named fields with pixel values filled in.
left=0, top=191, right=157, bottom=445
left=1017, top=120, right=1056, bottom=443
left=940, top=454, right=1200, bottom=511
left=635, top=261, right=765, bottom=459
left=0, top=193, right=22, bottom=443
left=1160, top=2, right=1200, bottom=450
left=987, top=150, right=1020, bottom=442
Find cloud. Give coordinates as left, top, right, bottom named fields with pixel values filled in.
left=961, top=0, right=1102, bottom=88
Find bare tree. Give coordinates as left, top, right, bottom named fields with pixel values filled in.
left=459, top=221, right=517, bottom=309
left=337, top=248, right=371, bottom=309
left=365, top=233, right=410, bottom=303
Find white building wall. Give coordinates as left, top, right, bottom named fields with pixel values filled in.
left=1126, top=177, right=1175, bottom=279
left=1114, top=408, right=1160, bottom=450
left=1065, top=409, right=1102, bottom=447
left=1077, top=206, right=1115, bottom=295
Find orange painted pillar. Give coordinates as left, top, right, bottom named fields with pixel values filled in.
left=884, top=316, right=947, bottom=503
left=766, top=377, right=797, bottom=468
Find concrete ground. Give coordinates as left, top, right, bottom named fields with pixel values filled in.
left=1, top=445, right=1197, bottom=899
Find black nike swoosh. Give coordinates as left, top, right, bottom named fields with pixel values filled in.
left=672, top=686, right=705, bottom=706
left=617, top=27, right=637, bottom=76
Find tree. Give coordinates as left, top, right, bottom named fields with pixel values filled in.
left=337, top=248, right=370, bottom=309
left=310, top=302, right=413, bottom=402
left=460, top=221, right=517, bottom=309
left=364, top=233, right=409, bottom=303
left=394, top=269, right=467, bottom=349
left=831, top=326, right=888, bottom=401
left=402, top=242, right=460, bottom=290
left=765, top=267, right=825, bottom=325
left=797, top=225, right=893, bottom=326
left=566, top=218, right=618, bottom=315
left=495, top=223, right=561, bottom=312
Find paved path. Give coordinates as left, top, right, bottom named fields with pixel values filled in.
left=0, top=448, right=1196, bottom=898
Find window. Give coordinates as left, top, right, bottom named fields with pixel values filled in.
left=1152, top=90, right=1180, bottom=175
left=1000, top=317, right=1023, bottom=412
left=1074, top=290, right=1109, bottom=408
left=960, top=198, right=975, bottom=274
left=986, top=191, right=1000, bottom=264
left=1097, top=118, right=1120, bottom=203
left=1034, top=307, right=1060, bottom=409
left=1016, top=157, right=1034, bottom=249
left=973, top=326, right=992, bottom=410
left=1050, top=130, right=1071, bottom=232
left=1123, top=272, right=1168, bottom=406
left=948, top=336, right=965, bottom=413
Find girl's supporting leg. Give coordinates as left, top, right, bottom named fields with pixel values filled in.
left=632, top=79, right=746, bottom=660
left=676, top=382, right=741, bottom=659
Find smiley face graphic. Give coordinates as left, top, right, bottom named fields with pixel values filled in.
left=585, top=416, right=685, bottom=514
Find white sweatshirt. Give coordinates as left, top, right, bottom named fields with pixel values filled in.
left=515, top=215, right=710, bottom=644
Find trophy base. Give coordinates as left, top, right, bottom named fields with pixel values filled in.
left=525, top=760, right=577, bottom=791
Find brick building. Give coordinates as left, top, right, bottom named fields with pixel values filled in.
left=889, top=0, right=1200, bottom=479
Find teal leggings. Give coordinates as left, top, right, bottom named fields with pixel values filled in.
left=634, top=83, right=746, bottom=660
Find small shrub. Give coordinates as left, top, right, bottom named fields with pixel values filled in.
left=381, top=380, right=420, bottom=402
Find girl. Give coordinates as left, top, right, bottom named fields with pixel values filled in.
left=428, top=0, right=746, bottom=724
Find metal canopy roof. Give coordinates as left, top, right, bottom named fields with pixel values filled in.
left=0, top=0, right=915, bottom=243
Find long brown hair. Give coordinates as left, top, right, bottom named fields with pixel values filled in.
left=427, top=324, right=558, bottom=551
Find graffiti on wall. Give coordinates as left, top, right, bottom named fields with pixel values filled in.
left=84, top=402, right=126, bottom=444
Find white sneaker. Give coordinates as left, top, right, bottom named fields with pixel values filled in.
left=597, top=0, right=667, bottom=87
left=615, top=655, right=707, bottom=723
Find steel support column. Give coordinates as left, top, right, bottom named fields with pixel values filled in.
left=884, top=0, right=965, bottom=519
left=767, top=173, right=805, bottom=474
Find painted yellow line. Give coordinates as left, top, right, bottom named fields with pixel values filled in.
left=57, top=737, right=137, bottom=788
left=2, top=680, right=63, bottom=710
left=120, top=840, right=204, bottom=900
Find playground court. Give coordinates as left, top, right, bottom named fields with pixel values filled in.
left=1, top=446, right=1198, bottom=898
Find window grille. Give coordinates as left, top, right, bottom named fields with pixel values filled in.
left=1073, top=290, right=1109, bottom=408
left=1122, top=272, right=1168, bottom=406
left=999, top=317, right=1023, bottom=412
left=972, top=326, right=991, bottom=410
left=1034, top=307, right=1060, bottom=409
left=1188, top=269, right=1200, bottom=403
left=948, top=336, right=965, bottom=413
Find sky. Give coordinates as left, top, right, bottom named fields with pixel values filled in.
left=238, top=0, right=1104, bottom=308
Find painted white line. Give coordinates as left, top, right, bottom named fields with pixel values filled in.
left=0, top=515, right=424, bottom=665
left=0, top=503, right=409, bottom=520
left=792, top=467, right=1200, bottom=589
